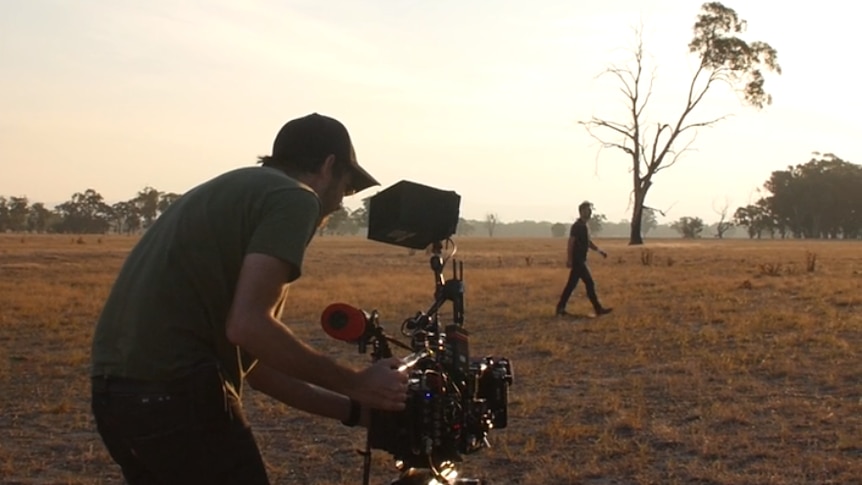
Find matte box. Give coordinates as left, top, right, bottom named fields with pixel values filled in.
left=367, top=180, right=461, bottom=250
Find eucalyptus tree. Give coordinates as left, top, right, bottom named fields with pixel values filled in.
left=581, top=2, right=780, bottom=244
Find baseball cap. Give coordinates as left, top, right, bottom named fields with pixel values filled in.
left=271, top=113, right=379, bottom=194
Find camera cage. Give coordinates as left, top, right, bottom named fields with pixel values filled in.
left=322, top=239, right=513, bottom=485
left=320, top=181, right=513, bottom=485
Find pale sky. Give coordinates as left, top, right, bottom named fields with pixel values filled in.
left=2, top=0, right=859, bottom=224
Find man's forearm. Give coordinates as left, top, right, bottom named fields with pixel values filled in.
left=227, top=314, right=358, bottom=397
left=246, top=363, right=352, bottom=421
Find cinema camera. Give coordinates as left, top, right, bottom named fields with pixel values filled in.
left=320, top=181, right=514, bottom=485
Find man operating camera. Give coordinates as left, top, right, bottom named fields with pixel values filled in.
left=90, top=113, right=408, bottom=484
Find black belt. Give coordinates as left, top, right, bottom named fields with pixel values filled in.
left=91, top=376, right=183, bottom=394
left=92, top=364, right=222, bottom=394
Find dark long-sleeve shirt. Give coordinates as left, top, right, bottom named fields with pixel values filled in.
left=568, top=219, right=592, bottom=263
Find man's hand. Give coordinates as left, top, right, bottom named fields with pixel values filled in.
left=349, top=357, right=408, bottom=411
left=599, top=249, right=608, bottom=259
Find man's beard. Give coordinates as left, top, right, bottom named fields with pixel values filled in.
left=316, top=186, right=342, bottom=229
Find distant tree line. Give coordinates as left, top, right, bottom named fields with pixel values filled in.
left=0, top=187, right=181, bottom=234
left=650, top=154, right=861, bottom=240
left=318, top=198, right=370, bottom=236
left=549, top=209, right=657, bottom=238
left=460, top=152, right=860, bottom=242
left=577, top=153, right=861, bottom=241
left=0, top=187, right=379, bottom=236
left=5, top=153, right=858, bottom=239
left=732, top=154, right=862, bottom=239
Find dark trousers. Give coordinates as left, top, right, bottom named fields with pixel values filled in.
left=91, top=365, right=269, bottom=485
left=556, top=262, right=602, bottom=313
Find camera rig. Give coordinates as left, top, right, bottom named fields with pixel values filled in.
left=320, top=181, right=514, bottom=485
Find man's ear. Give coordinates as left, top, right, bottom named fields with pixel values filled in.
left=321, top=154, right=337, bottom=179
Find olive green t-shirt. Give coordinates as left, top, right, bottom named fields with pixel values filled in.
left=91, top=166, right=320, bottom=396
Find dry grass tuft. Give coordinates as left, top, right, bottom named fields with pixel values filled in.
left=640, top=248, right=654, bottom=266
left=757, top=262, right=783, bottom=276
left=806, top=250, right=817, bottom=273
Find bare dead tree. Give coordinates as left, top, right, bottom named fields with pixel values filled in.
left=580, top=2, right=780, bottom=245
left=713, top=196, right=734, bottom=238
left=485, top=212, right=499, bottom=237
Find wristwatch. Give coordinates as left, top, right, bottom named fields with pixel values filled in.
left=341, top=398, right=361, bottom=427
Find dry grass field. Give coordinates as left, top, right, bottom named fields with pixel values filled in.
left=1, top=234, right=861, bottom=484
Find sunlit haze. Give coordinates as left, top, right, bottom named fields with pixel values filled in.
left=2, top=0, right=859, bottom=224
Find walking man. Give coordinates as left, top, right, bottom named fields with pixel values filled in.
left=555, top=201, right=612, bottom=317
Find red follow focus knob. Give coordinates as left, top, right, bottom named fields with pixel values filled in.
left=320, top=303, right=370, bottom=342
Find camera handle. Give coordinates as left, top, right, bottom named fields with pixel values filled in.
left=356, top=312, right=393, bottom=485
left=427, top=240, right=465, bottom=328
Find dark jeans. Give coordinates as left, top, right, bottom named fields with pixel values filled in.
left=556, top=261, right=602, bottom=313
left=91, top=365, right=269, bottom=485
